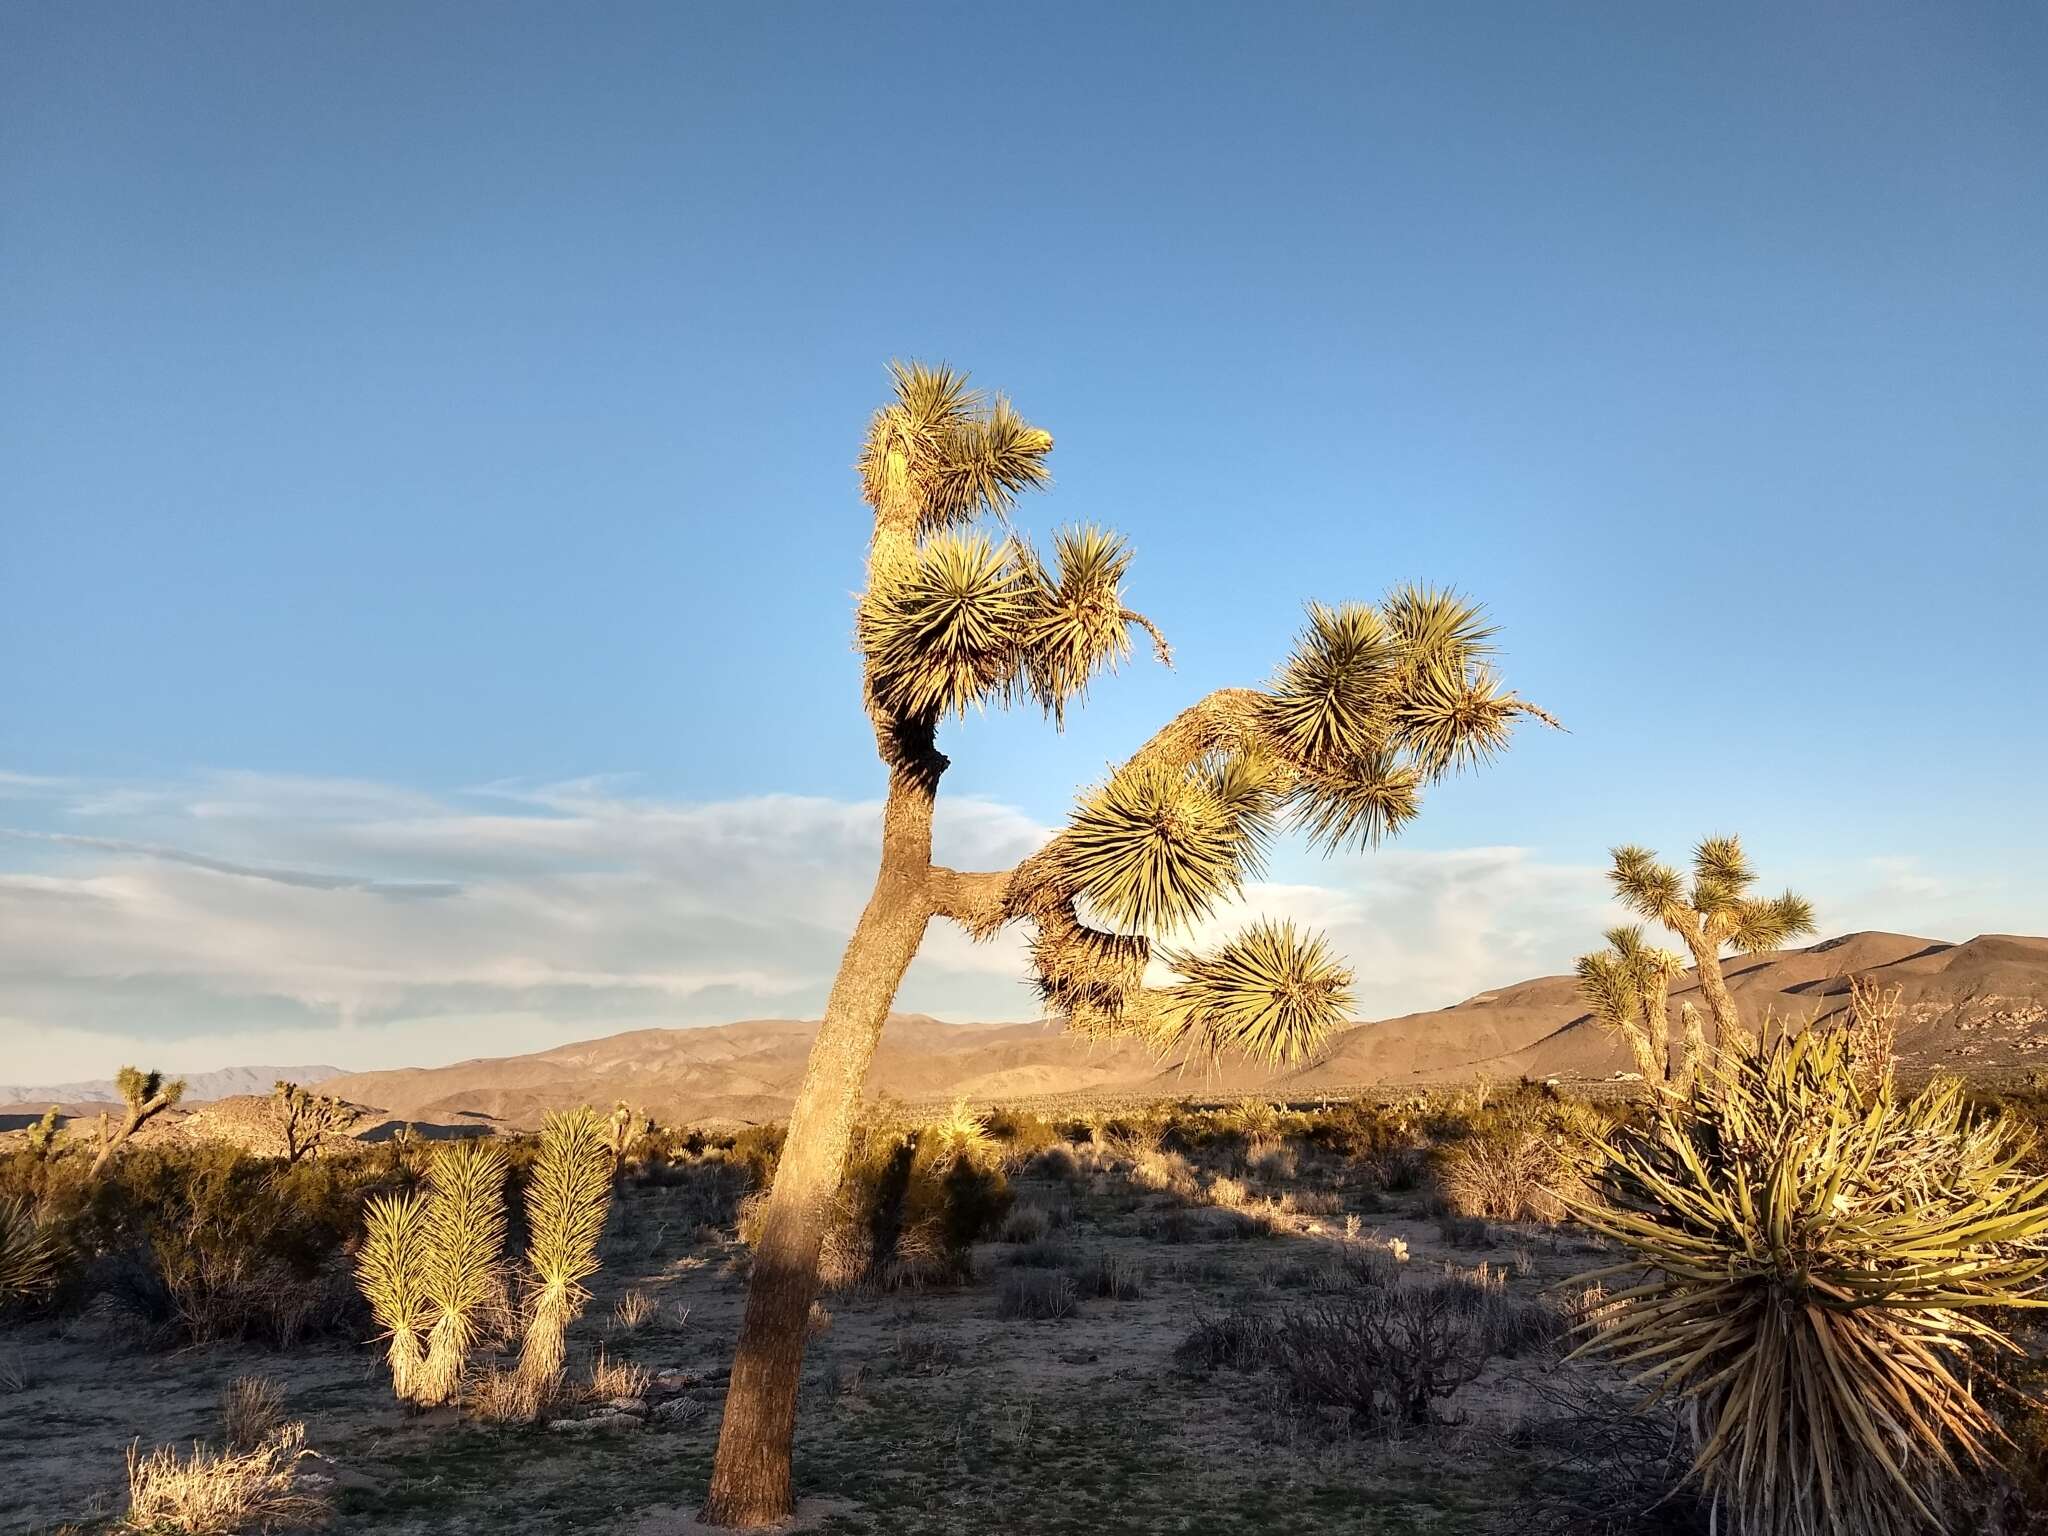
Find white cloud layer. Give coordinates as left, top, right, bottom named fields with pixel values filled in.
left=0, top=770, right=2030, bottom=1083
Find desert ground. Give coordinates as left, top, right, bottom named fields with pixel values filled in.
left=6, top=1101, right=1722, bottom=1536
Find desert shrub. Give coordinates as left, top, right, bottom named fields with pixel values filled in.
left=1206, top=1174, right=1251, bottom=1209
left=1024, top=1143, right=1081, bottom=1184
left=1370, top=1146, right=1428, bottom=1192
left=983, top=1108, right=1062, bottom=1162
left=1439, top=1128, right=1563, bottom=1222
left=0, top=1196, right=60, bottom=1310
left=1084, top=1249, right=1147, bottom=1300
left=1248, top=1139, right=1299, bottom=1182
left=995, top=1269, right=1078, bottom=1321
left=1574, top=1027, right=2048, bottom=1536
left=612, top=1286, right=657, bottom=1331
left=724, top=1124, right=785, bottom=1190
left=1176, top=1306, right=1273, bottom=1371
left=1501, top=1371, right=1713, bottom=1536
left=892, top=1323, right=962, bottom=1375
left=1005, top=1236, right=1078, bottom=1270
left=1436, top=1215, right=1493, bottom=1249
left=123, top=1421, right=326, bottom=1534
left=999, top=1203, right=1052, bottom=1244
left=1268, top=1283, right=1495, bottom=1427
left=219, top=1375, right=284, bottom=1453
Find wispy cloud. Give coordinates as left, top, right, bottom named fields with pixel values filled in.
left=0, top=769, right=2030, bottom=1084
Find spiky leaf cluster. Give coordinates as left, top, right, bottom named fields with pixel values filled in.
left=859, top=522, right=1154, bottom=727
left=355, top=1190, right=433, bottom=1400
left=1159, top=920, right=1354, bottom=1066
left=1063, top=759, right=1246, bottom=934
left=1255, top=589, right=1532, bottom=853
left=858, top=362, right=1053, bottom=533
left=516, top=1107, right=616, bottom=1402
left=0, top=1197, right=59, bottom=1309
left=417, top=1136, right=509, bottom=1405
left=1570, top=1029, right=2048, bottom=1536
left=1610, top=837, right=1817, bottom=956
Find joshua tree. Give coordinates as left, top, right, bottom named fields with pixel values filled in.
left=1574, top=925, right=1698, bottom=1090
left=271, top=1080, right=362, bottom=1165
left=1603, top=837, right=1815, bottom=1053
left=24, top=1106, right=63, bottom=1161
left=701, top=362, right=1555, bottom=1525
left=89, top=1066, right=186, bottom=1175
left=356, top=1187, right=433, bottom=1401
left=0, top=1198, right=60, bottom=1310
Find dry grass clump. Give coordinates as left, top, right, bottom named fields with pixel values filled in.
left=995, top=1268, right=1078, bottom=1321
left=586, top=1345, right=652, bottom=1403
left=465, top=1366, right=539, bottom=1426
left=1083, top=1249, right=1147, bottom=1300
left=611, top=1286, right=657, bottom=1332
left=122, top=1422, right=325, bottom=1534
left=218, top=1375, right=284, bottom=1453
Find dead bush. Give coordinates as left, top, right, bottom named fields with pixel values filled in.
left=218, top=1375, right=284, bottom=1453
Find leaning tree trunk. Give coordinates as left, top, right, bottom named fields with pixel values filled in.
left=701, top=765, right=938, bottom=1527
left=1684, top=938, right=1748, bottom=1051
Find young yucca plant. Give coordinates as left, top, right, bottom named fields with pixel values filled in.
left=354, top=1189, right=433, bottom=1402
left=1570, top=1026, right=2048, bottom=1536
left=416, top=1137, right=509, bottom=1407
left=0, top=1197, right=60, bottom=1310
left=513, top=1107, right=614, bottom=1412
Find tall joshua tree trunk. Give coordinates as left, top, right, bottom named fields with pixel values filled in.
left=703, top=757, right=939, bottom=1523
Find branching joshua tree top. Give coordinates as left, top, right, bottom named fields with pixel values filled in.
left=854, top=363, right=1558, bottom=1067
left=89, top=1065, right=185, bottom=1175
left=1601, top=836, right=1816, bottom=1054
left=1576, top=925, right=1695, bottom=1090
left=702, top=362, right=1558, bottom=1527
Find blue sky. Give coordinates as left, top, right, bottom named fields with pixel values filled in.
left=3, top=4, right=2043, bottom=1081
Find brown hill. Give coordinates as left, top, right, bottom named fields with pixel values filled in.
left=302, top=931, right=2048, bottom=1129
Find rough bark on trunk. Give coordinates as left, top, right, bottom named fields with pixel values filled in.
left=1684, top=936, right=1747, bottom=1051
left=701, top=765, right=937, bottom=1527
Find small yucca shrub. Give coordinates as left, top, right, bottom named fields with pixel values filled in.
left=1572, top=1027, right=2048, bottom=1536
left=513, top=1107, right=614, bottom=1409
left=416, top=1137, right=508, bottom=1406
left=0, top=1196, right=60, bottom=1310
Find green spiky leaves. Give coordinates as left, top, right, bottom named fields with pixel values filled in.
left=1569, top=1029, right=2048, bottom=1536
left=1260, top=602, right=1395, bottom=763
left=858, top=362, right=1052, bottom=532
left=860, top=533, right=1036, bottom=720
left=1161, top=920, right=1354, bottom=1066
left=516, top=1106, right=616, bottom=1404
left=356, top=1190, right=433, bottom=1400
left=860, top=524, right=1156, bottom=726
left=0, top=1197, right=59, bottom=1309
left=1063, top=759, right=1246, bottom=933
left=1608, top=838, right=1818, bottom=955
left=1287, top=749, right=1421, bottom=852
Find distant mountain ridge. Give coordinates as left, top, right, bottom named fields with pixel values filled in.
left=302, top=931, right=2048, bottom=1130
left=10, top=931, right=2045, bottom=1134
left=0, top=1064, right=342, bottom=1108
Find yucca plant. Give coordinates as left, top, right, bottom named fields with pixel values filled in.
left=355, top=1189, right=433, bottom=1401
left=704, top=361, right=1554, bottom=1525
left=1604, top=836, right=1817, bottom=1051
left=513, top=1107, right=614, bottom=1413
left=415, top=1137, right=508, bottom=1406
left=1570, top=1025, right=2048, bottom=1536
left=0, top=1197, right=60, bottom=1310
